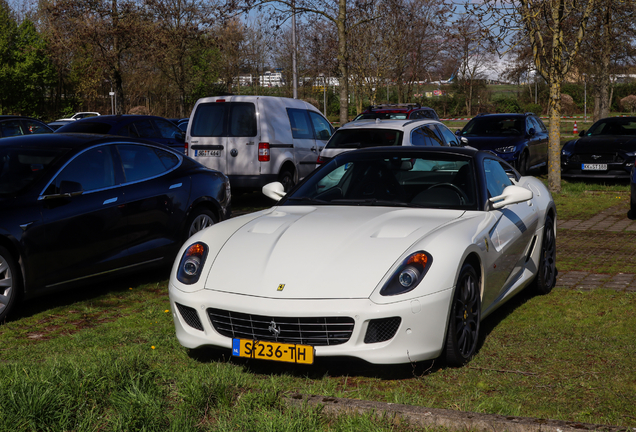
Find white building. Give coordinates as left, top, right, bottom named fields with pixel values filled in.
left=260, top=71, right=285, bottom=87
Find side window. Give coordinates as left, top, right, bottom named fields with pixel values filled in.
left=155, top=118, right=182, bottom=139
left=0, top=120, right=24, bottom=137
left=117, top=144, right=177, bottom=183
left=23, top=120, right=50, bottom=134
left=309, top=111, right=333, bottom=141
left=229, top=103, right=257, bottom=137
left=132, top=120, right=160, bottom=139
left=411, top=127, right=430, bottom=146
left=484, top=158, right=513, bottom=198
left=435, top=124, right=459, bottom=146
left=530, top=116, right=546, bottom=133
left=52, top=146, right=116, bottom=193
left=191, top=103, right=227, bottom=137
left=287, top=108, right=314, bottom=139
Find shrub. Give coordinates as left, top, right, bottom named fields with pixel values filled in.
left=619, top=95, right=636, bottom=113
left=561, top=93, right=576, bottom=115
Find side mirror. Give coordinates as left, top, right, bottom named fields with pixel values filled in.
left=579, top=130, right=586, bottom=137
left=455, top=130, right=461, bottom=136
left=528, top=128, right=536, bottom=136
left=262, top=182, right=286, bottom=201
left=489, top=185, right=533, bottom=209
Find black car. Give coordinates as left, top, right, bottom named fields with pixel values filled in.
left=56, top=115, right=186, bottom=153
left=456, top=113, right=549, bottom=175
left=0, top=133, right=231, bottom=321
left=1, top=115, right=53, bottom=138
left=353, top=104, right=439, bottom=121
left=561, top=116, right=636, bottom=179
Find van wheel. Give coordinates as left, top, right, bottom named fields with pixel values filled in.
left=0, top=246, right=20, bottom=322
left=279, top=169, right=295, bottom=192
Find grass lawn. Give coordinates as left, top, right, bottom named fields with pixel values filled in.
left=1, top=179, right=635, bottom=431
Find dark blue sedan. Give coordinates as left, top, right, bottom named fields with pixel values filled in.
left=0, top=133, right=231, bottom=321
left=55, top=115, right=186, bottom=153
left=457, top=113, right=549, bottom=175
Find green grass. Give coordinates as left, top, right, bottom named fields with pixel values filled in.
left=1, top=274, right=635, bottom=430
left=551, top=178, right=630, bottom=220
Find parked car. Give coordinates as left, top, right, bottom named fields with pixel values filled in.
left=456, top=113, right=548, bottom=175
left=55, top=115, right=186, bottom=153
left=177, top=119, right=189, bottom=132
left=186, top=95, right=334, bottom=192
left=47, top=120, right=73, bottom=131
left=631, top=162, right=636, bottom=216
left=561, top=116, right=636, bottom=179
left=56, top=112, right=101, bottom=121
left=0, top=116, right=53, bottom=138
left=317, top=118, right=462, bottom=165
left=353, top=104, right=439, bottom=121
left=169, top=146, right=556, bottom=366
left=0, top=133, right=231, bottom=321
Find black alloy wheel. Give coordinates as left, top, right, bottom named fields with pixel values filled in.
left=0, top=246, right=19, bottom=322
left=532, top=214, right=557, bottom=295
left=445, top=263, right=481, bottom=367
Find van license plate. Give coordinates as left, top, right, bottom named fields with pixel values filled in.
left=232, top=338, right=314, bottom=364
left=196, top=150, right=221, bottom=157
left=582, top=163, right=607, bottom=171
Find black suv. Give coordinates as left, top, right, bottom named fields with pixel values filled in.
left=456, top=112, right=548, bottom=175
left=353, top=104, right=439, bottom=121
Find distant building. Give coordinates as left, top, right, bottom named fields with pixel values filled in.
left=260, top=71, right=285, bottom=87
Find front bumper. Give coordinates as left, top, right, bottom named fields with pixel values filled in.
left=169, top=284, right=454, bottom=365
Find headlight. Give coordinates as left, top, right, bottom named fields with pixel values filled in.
left=495, top=146, right=516, bottom=154
left=380, top=251, right=432, bottom=296
left=177, top=242, right=209, bottom=284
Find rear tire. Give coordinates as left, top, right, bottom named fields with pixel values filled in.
left=445, top=263, right=481, bottom=367
left=532, top=214, right=557, bottom=295
left=279, top=169, right=295, bottom=192
left=0, top=246, right=19, bottom=323
left=518, top=151, right=529, bottom=176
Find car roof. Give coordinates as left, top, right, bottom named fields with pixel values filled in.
left=362, top=104, right=433, bottom=112
left=0, top=115, right=44, bottom=121
left=69, top=114, right=167, bottom=126
left=0, top=132, right=158, bottom=150
left=340, top=118, right=440, bottom=130
left=348, top=145, right=480, bottom=158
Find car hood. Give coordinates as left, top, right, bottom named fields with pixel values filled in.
left=569, top=135, right=636, bottom=153
left=461, top=136, right=523, bottom=151
left=204, top=206, right=465, bottom=299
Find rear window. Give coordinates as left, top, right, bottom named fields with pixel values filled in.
left=326, top=128, right=404, bottom=149
left=0, top=146, right=69, bottom=195
left=190, top=102, right=256, bottom=137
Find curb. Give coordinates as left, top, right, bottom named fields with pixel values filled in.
left=284, top=394, right=633, bottom=432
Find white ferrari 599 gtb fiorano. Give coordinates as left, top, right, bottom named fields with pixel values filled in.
left=169, top=146, right=556, bottom=366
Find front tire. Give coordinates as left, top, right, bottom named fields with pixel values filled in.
left=517, top=151, right=529, bottom=176
left=445, top=263, right=481, bottom=367
left=0, top=246, right=19, bottom=322
left=532, top=214, right=557, bottom=295
left=186, top=208, right=217, bottom=239
left=278, top=169, right=295, bottom=192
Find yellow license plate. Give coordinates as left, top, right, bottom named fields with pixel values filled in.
left=232, top=338, right=314, bottom=364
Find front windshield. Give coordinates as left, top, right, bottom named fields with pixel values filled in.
left=461, top=116, right=524, bottom=137
left=326, top=128, right=404, bottom=149
left=586, top=118, right=636, bottom=136
left=284, top=151, right=478, bottom=210
left=0, top=146, right=69, bottom=195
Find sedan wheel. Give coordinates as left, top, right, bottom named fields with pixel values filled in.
left=0, top=247, right=19, bottom=322
left=518, top=151, right=529, bottom=176
left=445, top=263, right=481, bottom=367
left=532, top=214, right=557, bottom=295
left=187, top=209, right=217, bottom=239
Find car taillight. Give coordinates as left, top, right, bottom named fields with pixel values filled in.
left=316, top=155, right=325, bottom=164
left=258, top=142, right=270, bottom=161
left=185, top=142, right=189, bottom=156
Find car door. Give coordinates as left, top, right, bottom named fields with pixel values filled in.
left=528, top=116, right=549, bottom=167
left=481, top=158, right=538, bottom=312
left=115, top=143, right=190, bottom=264
left=308, top=111, right=333, bottom=154
left=40, top=145, right=129, bottom=288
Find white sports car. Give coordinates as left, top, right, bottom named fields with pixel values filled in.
left=169, top=147, right=556, bottom=366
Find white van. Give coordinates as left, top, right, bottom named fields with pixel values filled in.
left=186, top=96, right=334, bottom=192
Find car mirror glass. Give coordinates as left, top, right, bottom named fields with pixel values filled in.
left=262, top=182, right=286, bottom=201
left=528, top=128, right=536, bottom=136
left=489, top=185, right=533, bottom=209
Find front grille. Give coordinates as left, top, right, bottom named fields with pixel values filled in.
left=570, top=153, right=624, bottom=164
left=364, top=317, right=401, bottom=344
left=207, top=308, right=355, bottom=346
left=176, top=303, right=204, bottom=331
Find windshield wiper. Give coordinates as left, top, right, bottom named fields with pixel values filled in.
left=331, top=198, right=409, bottom=207
left=285, top=197, right=328, bottom=205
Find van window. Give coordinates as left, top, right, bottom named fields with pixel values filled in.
left=191, top=103, right=227, bottom=137
left=191, top=102, right=256, bottom=137
left=309, top=111, right=333, bottom=141
left=287, top=109, right=314, bottom=139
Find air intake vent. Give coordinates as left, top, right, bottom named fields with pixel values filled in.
left=176, top=303, right=204, bottom=331
left=364, top=317, right=401, bottom=344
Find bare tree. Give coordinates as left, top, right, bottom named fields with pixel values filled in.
left=469, top=0, right=597, bottom=193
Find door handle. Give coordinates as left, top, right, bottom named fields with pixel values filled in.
left=103, top=197, right=118, bottom=205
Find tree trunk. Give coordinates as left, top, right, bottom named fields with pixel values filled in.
left=337, top=0, right=348, bottom=125
left=548, top=78, right=562, bottom=194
